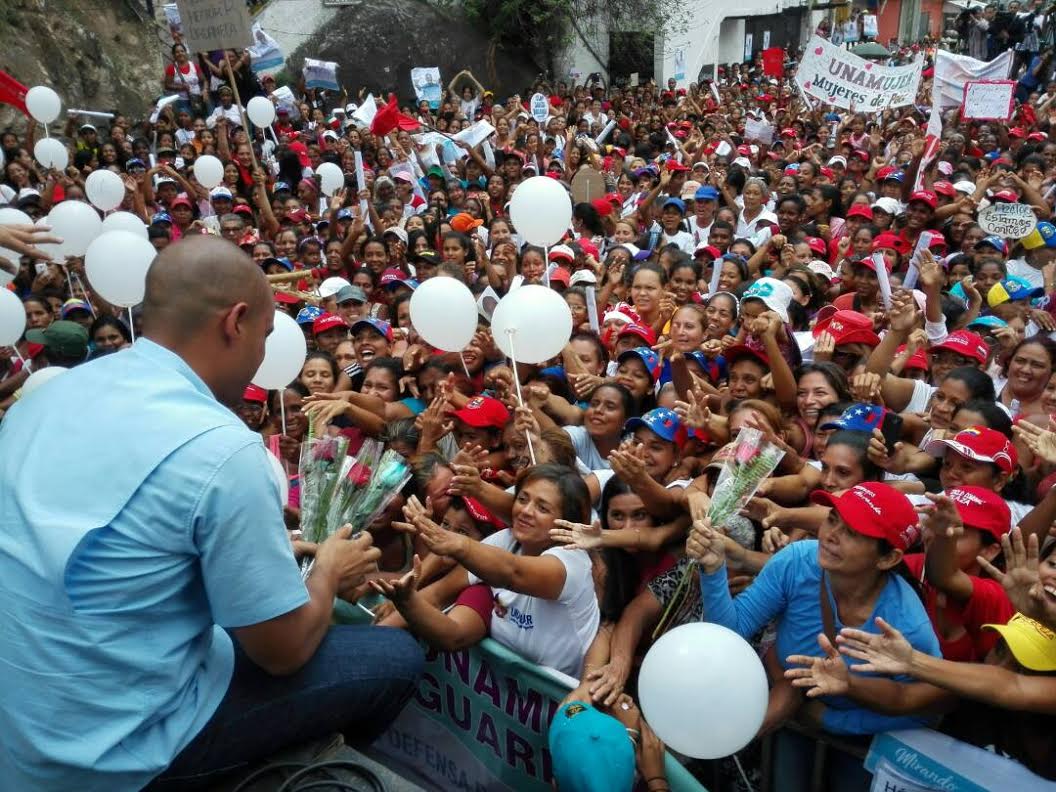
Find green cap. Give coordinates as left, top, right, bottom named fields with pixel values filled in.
left=25, top=320, right=89, bottom=359
left=427, top=165, right=445, bottom=179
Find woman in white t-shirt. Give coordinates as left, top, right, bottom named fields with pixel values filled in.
left=372, top=464, right=600, bottom=677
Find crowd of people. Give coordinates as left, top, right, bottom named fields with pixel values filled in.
left=4, top=13, right=1056, bottom=792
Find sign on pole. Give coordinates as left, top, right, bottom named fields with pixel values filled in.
left=795, top=35, right=923, bottom=110
left=529, top=93, right=549, bottom=122
left=962, top=80, right=1015, bottom=121
left=175, top=0, right=253, bottom=53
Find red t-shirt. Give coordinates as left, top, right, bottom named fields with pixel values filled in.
left=454, top=583, right=493, bottom=630
left=903, top=553, right=1013, bottom=662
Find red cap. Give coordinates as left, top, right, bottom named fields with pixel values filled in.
left=846, top=204, right=873, bottom=221
left=924, top=426, right=1018, bottom=474
left=805, top=236, right=827, bottom=256
left=1028, top=131, right=1048, bottom=142
left=450, top=395, right=510, bottom=429
left=726, top=343, right=770, bottom=367
left=930, top=330, right=988, bottom=365
left=665, top=161, right=690, bottom=173
left=872, top=231, right=911, bottom=256
left=243, top=384, right=268, bottom=403
left=549, top=266, right=571, bottom=286
left=286, top=208, right=310, bottom=223
left=943, top=486, right=1012, bottom=542
left=819, top=166, right=835, bottom=180
left=170, top=193, right=193, bottom=209
left=851, top=253, right=890, bottom=275
left=312, top=313, right=349, bottom=336
left=274, top=291, right=300, bottom=305
left=694, top=244, right=721, bottom=260
left=932, top=180, right=956, bottom=198
left=811, top=483, right=921, bottom=551
left=909, top=190, right=937, bottom=210
left=896, top=344, right=928, bottom=371
left=780, top=128, right=798, bottom=138
left=575, top=238, right=600, bottom=259
left=592, top=198, right=615, bottom=216
left=1009, top=127, right=1026, bottom=138
left=461, top=495, right=506, bottom=530
left=812, top=310, right=880, bottom=347
left=617, top=322, right=657, bottom=346
left=876, top=165, right=900, bottom=181
left=991, top=189, right=1018, bottom=203
left=850, top=149, right=870, bottom=161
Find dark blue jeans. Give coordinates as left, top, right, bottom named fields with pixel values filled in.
left=148, top=625, right=423, bottom=790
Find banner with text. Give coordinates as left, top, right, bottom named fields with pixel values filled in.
left=962, top=80, right=1015, bottom=121
left=795, top=35, right=923, bottom=110
left=175, top=0, right=253, bottom=53
left=302, top=58, right=339, bottom=91
left=372, top=639, right=705, bottom=792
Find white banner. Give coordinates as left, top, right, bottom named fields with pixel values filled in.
left=744, top=116, right=773, bottom=145
left=795, top=35, right=923, bottom=110
left=979, top=203, right=1037, bottom=239
left=248, top=23, right=284, bottom=73
left=271, top=86, right=299, bottom=120
left=302, top=58, right=339, bottom=91
left=933, top=49, right=1013, bottom=111
left=962, top=80, right=1015, bottom=121
left=352, top=93, right=377, bottom=128
left=410, top=67, right=442, bottom=110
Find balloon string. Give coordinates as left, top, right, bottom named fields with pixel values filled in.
left=127, top=307, right=135, bottom=343
left=505, top=329, right=537, bottom=466
left=279, top=391, right=289, bottom=477
left=458, top=351, right=471, bottom=379
left=13, top=346, right=31, bottom=373
left=70, top=272, right=95, bottom=317
left=733, top=755, right=755, bottom=792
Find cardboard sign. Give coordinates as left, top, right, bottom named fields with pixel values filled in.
left=796, top=35, right=923, bottom=110
left=175, top=0, right=253, bottom=53
left=962, top=80, right=1015, bottom=121
left=410, top=67, right=442, bottom=110
left=529, top=93, right=549, bottom=122
left=302, top=58, right=339, bottom=91
left=571, top=167, right=606, bottom=204
left=744, top=116, right=773, bottom=145
left=979, top=202, right=1037, bottom=239
left=453, top=120, right=496, bottom=149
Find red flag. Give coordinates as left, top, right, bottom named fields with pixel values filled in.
left=0, top=69, right=28, bottom=115
left=761, top=48, right=785, bottom=79
left=370, top=94, right=420, bottom=137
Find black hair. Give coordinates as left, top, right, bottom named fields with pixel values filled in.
left=794, top=362, right=853, bottom=403
left=629, top=260, right=668, bottom=286
left=269, top=380, right=310, bottom=411
left=953, top=399, right=1013, bottom=437
left=1003, top=334, right=1056, bottom=377
left=573, top=202, right=605, bottom=237
left=568, top=331, right=607, bottom=370
left=514, top=463, right=591, bottom=524
left=302, top=350, right=339, bottom=382
left=778, top=194, right=807, bottom=214
left=587, top=381, right=635, bottom=423
left=944, top=365, right=997, bottom=402
left=825, top=430, right=884, bottom=481
left=597, top=476, right=648, bottom=621
left=88, top=315, right=132, bottom=345
left=813, top=183, right=844, bottom=219
left=363, top=357, right=406, bottom=396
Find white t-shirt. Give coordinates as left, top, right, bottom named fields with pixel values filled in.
left=467, top=530, right=599, bottom=677
left=905, top=379, right=937, bottom=415
left=660, top=229, right=696, bottom=255
left=564, top=425, right=610, bottom=471
left=1006, top=258, right=1044, bottom=290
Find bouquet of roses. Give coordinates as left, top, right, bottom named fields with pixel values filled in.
left=654, top=427, right=784, bottom=638
left=298, top=434, right=350, bottom=547
left=330, top=439, right=413, bottom=532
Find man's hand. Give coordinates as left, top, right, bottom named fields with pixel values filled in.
left=311, top=527, right=382, bottom=600
left=0, top=224, right=62, bottom=262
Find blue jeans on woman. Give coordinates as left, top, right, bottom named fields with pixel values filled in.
left=148, top=625, right=424, bottom=789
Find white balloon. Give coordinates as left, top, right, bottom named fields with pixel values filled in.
left=252, top=310, right=308, bottom=390
left=266, top=448, right=289, bottom=507
left=638, top=623, right=768, bottom=759
left=26, top=86, right=61, bottom=124
left=85, top=169, right=126, bottom=211
left=20, top=366, right=67, bottom=399
left=84, top=230, right=156, bottom=307
left=246, top=95, right=277, bottom=128
left=47, top=200, right=102, bottom=258
left=33, top=137, right=68, bottom=170
left=33, top=217, right=62, bottom=263
left=0, top=287, right=26, bottom=346
left=0, top=207, right=33, bottom=266
left=316, top=162, right=344, bottom=197
left=194, top=155, right=224, bottom=189
left=101, top=211, right=148, bottom=239
left=410, top=276, right=477, bottom=352
left=509, top=176, right=572, bottom=246
left=490, top=284, right=572, bottom=364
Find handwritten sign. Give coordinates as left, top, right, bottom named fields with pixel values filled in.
left=302, top=58, right=339, bottom=91
left=529, top=93, right=549, bottom=123
left=744, top=116, right=774, bottom=145
left=795, top=35, right=923, bottom=110
left=962, top=80, right=1015, bottom=121
left=979, top=202, right=1037, bottom=239
left=175, top=0, right=252, bottom=53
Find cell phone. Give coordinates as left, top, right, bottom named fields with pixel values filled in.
left=880, top=411, right=904, bottom=454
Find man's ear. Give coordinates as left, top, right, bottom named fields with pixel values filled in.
left=222, top=301, right=250, bottom=342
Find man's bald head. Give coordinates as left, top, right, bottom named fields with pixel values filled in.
left=143, top=235, right=270, bottom=340
left=142, top=236, right=275, bottom=407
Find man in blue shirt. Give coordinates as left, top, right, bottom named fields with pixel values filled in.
left=0, top=236, right=422, bottom=791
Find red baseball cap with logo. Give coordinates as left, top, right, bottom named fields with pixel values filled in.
left=846, top=204, right=873, bottom=221
left=812, top=310, right=880, bottom=347
left=811, top=482, right=921, bottom=551
left=924, top=426, right=1018, bottom=474
left=933, top=180, right=956, bottom=198
left=617, top=322, right=657, bottom=347
left=896, top=344, right=928, bottom=372
left=312, top=313, right=349, bottom=336
left=909, top=190, right=937, bottom=210
left=805, top=236, right=828, bottom=257
left=450, top=395, right=510, bottom=429
left=243, top=384, right=268, bottom=403
left=930, top=330, right=988, bottom=365
left=872, top=231, right=912, bottom=256
left=943, top=486, right=1012, bottom=542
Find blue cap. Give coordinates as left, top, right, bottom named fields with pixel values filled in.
left=261, top=256, right=294, bottom=272
left=880, top=170, right=905, bottom=183
left=997, top=275, right=1043, bottom=301
left=547, top=701, right=635, bottom=792
left=624, top=407, right=685, bottom=444
left=967, top=314, right=1009, bottom=329
left=351, top=317, right=394, bottom=341
left=273, top=181, right=292, bottom=193
left=295, top=305, right=324, bottom=325
left=662, top=197, right=686, bottom=214
left=823, top=112, right=840, bottom=122
left=125, top=158, right=145, bottom=170
left=617, top=347, right=661, bottom=381
left=975, top=235, right=1007, bottom=254
left=336, top=207, right=354, bottom=220
left=820, top=403, right=888, bottom=432
left=695, top=185, right=719, bottom=201
left=150, top=212, right=173, bottom=225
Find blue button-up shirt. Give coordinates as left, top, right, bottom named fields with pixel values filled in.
left=0, top=339, right=308, bottom=790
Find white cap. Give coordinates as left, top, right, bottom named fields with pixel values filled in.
left=732, top=156, right=752, bottom=168
left=937, top=161, right=954, bottom=176
left=615, top=242, right=642, bottom=259
left=569, top=270, right=597, bottom=287
left=827, top=155, right=847, bottom=167
left=953, top=180, right=976, bottom=195
left=318, top=276, right=352, bottom=298
left=602, top=310, right=634, bottom=326
left=807, top=259, right=836, bottom=281
left=740, top=277, right=793, bottom=323
left=383, top=226, right=408, bottom=245
left=871, top=197, right=902, bottom=215
left=548, top=244, right=575, bottom=263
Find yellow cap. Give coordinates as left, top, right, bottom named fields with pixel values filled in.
left=984, top=613, right=1056, bottom=671
left=1022, top=227, right=1046, bottom=251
